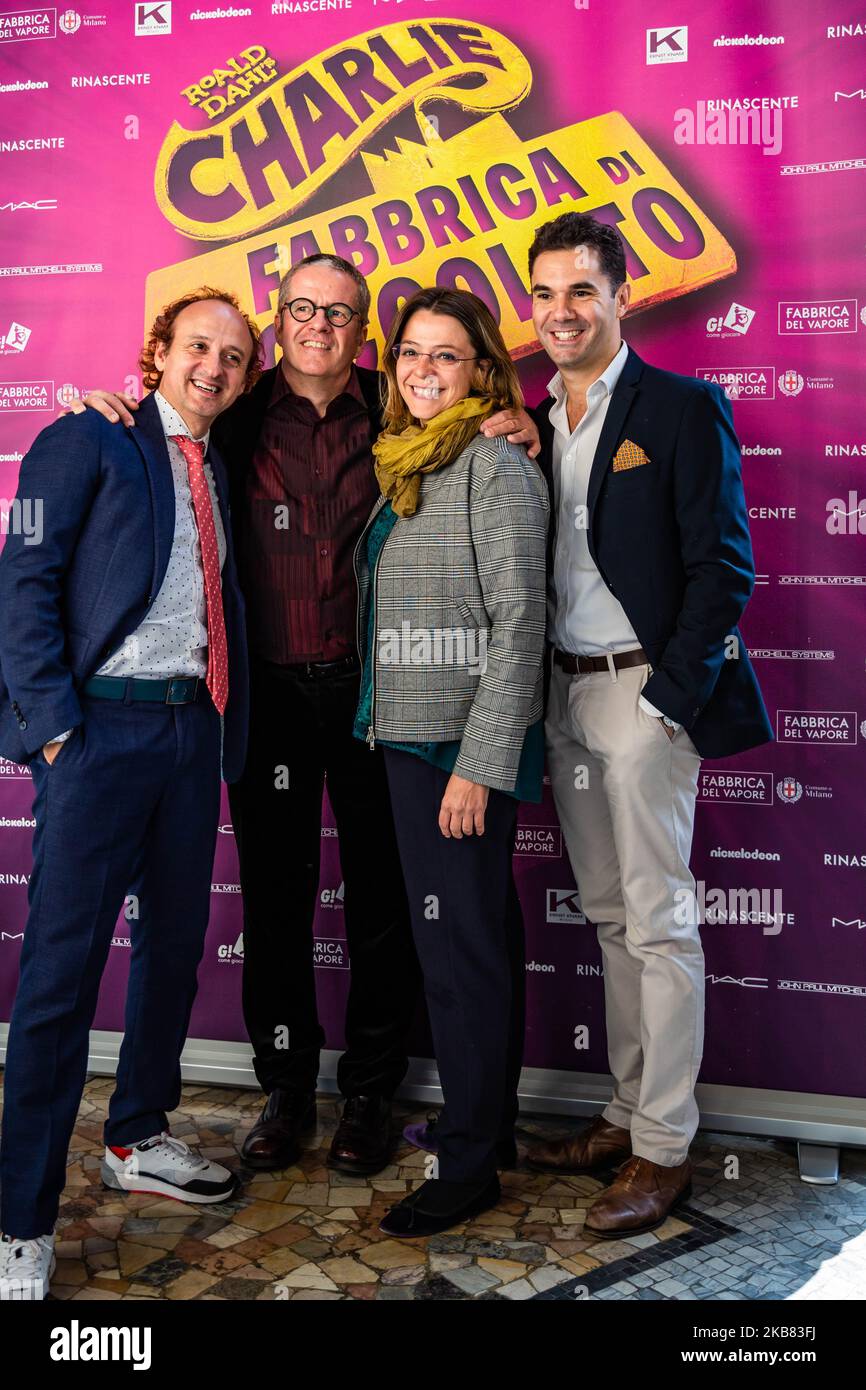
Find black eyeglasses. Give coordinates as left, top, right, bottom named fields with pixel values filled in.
left=281, top=298, right=361, bottom=327
left=391, top=346, right=478, bottom=368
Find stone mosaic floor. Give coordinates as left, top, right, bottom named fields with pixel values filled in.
left=2, top=1077, right=865, bottom=1301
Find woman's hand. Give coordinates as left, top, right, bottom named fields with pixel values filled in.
left=438, top=773, right=490, bottom=838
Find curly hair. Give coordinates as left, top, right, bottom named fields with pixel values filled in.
left=140, top=287, right=264, bottom=393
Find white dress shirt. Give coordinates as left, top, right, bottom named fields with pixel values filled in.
left=547, top=341, right=675, bottom=726
left=97, top=390, right=227, bottom=680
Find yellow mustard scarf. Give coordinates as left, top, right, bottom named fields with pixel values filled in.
left=373, top=395, right=495, bottom=518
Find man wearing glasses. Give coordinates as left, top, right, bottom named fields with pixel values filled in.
left=81, top=253, right=539, bottom=1176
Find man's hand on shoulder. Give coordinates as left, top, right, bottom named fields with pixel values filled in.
left=481, top=406, right=541, bottom=459
left=64, top=391, right=140, bottom=427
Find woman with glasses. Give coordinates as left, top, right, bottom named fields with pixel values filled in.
left=353, top=287, right=549, bottom=1236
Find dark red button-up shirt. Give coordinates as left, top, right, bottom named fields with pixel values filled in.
left=240, top=366, right=379, bottom=664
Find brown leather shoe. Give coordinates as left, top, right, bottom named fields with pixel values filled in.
left=240, top=1090, right=317, bottom=1170
left=327, top=1095, right=394, bottom=1176
left=526, top=1114, right=632, bottom=1174
left=584, top=1155, right=692, bottom=1238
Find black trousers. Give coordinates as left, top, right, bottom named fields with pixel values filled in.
left=229, top=658, right=420, bottom=1098
left=383, top=747, right=526, bottom=1184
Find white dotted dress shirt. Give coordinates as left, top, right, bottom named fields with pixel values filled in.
left=97, top=390, right=227, bottom=680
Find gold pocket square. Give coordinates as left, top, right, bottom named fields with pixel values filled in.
left=612, top=440, right=651, bottom=472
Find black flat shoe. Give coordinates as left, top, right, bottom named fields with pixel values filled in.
left=379, top=1175, right=501, bottom=1238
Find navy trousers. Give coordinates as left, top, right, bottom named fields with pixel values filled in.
left=0, top=695, right=221, bottom=1238
left=383, top=748, right=526, bottom=1185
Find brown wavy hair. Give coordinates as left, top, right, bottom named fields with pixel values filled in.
left=381, top=287, right=523, bottom=433
left=140, top=287, right=264, bottom=393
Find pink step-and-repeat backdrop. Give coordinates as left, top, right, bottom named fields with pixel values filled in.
left=1, top=0, right=864, bottom=1099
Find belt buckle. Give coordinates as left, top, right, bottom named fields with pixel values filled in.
left=605, top=651, right=618, bottom=682
left=165, top=677, right=196, bottom=705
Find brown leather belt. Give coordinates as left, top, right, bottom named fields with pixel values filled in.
left=553, top=647, right=648, bottom=676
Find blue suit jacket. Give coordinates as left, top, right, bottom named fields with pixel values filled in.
left=531, top=346, right=772, bottom=759
left=0, top=391, right=249, bottom=780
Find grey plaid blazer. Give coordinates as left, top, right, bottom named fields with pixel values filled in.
left=354, top=431, right=549, bottom=792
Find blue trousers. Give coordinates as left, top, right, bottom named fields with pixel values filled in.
left=383, top=748, right=526, bottom=1185
left=0, top=695, right=221, bottom=1238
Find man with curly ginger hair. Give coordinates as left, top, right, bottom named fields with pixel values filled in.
left=0, top=290, right=260, bottom=1300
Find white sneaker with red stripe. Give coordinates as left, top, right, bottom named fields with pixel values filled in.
left=101, top=1132, right=238, bottom=1204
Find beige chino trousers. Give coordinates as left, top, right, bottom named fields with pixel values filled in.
left=546, top=662, right=704, bottom=1167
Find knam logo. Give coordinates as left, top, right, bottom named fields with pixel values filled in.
left=135, top=1, right=170, bottom=34
left=777, top=710, right=857, bottom=744
left=646, top=25, right=687, bottom=63
left=546, top=887, right=586, bottom=923
left=697, top=367, right=775, bottom=399
left=778, top=299, right=858, bottom=334
left=320, top=880, right=344, bottom=908
left=0, top=757, right=31, bottom=779
left=514, top=825, right=562, bottom=858
left=0, top=380, right=52, bottom=411
left=697, top=770, right=774, bottom=804
left=0, top=7, right=56, bottom=42
left=217, top=930, right=243, bottom=963
left=706, top=302, right=755, bottom=336
left=313, top=939, right=347, bottom=969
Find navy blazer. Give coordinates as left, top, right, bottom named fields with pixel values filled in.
left=0, top=391, right=249, bottom=780
left=531, top=346, right=772, bottom=759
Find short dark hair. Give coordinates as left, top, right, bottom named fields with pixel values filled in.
left=528, top=213, right=627, bottom=294
left=277, top=252, right=371, bottom=324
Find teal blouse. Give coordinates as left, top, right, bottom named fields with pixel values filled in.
left=352, top=502, right=544, bottom=803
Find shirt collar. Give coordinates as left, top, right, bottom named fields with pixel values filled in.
left=546, top=339, right=629, bottom=409
left=270, top=362, right=365, bottom=416
left=155, top=389, right=210, bottom=451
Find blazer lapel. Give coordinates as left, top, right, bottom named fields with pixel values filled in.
left=129, top=393, right=176, bottom=599
left=585, top=346, right=643, bottom=521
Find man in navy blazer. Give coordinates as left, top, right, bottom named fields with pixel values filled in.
left=0, top=290, right=259, bottom=1299
left=524, top=214, right=772, bottom=1237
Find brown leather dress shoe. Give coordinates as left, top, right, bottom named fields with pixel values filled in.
left=327, top=1095, right=394, bottom=1176
left=240, top=1090, right=317, bottom=1171
left=526, top=1114, right=632, bottom=1174
left=584, top=1155, right=692, bottom=1238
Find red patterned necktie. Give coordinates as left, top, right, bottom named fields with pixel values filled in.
left=170, top=434, right=229, bottom=715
